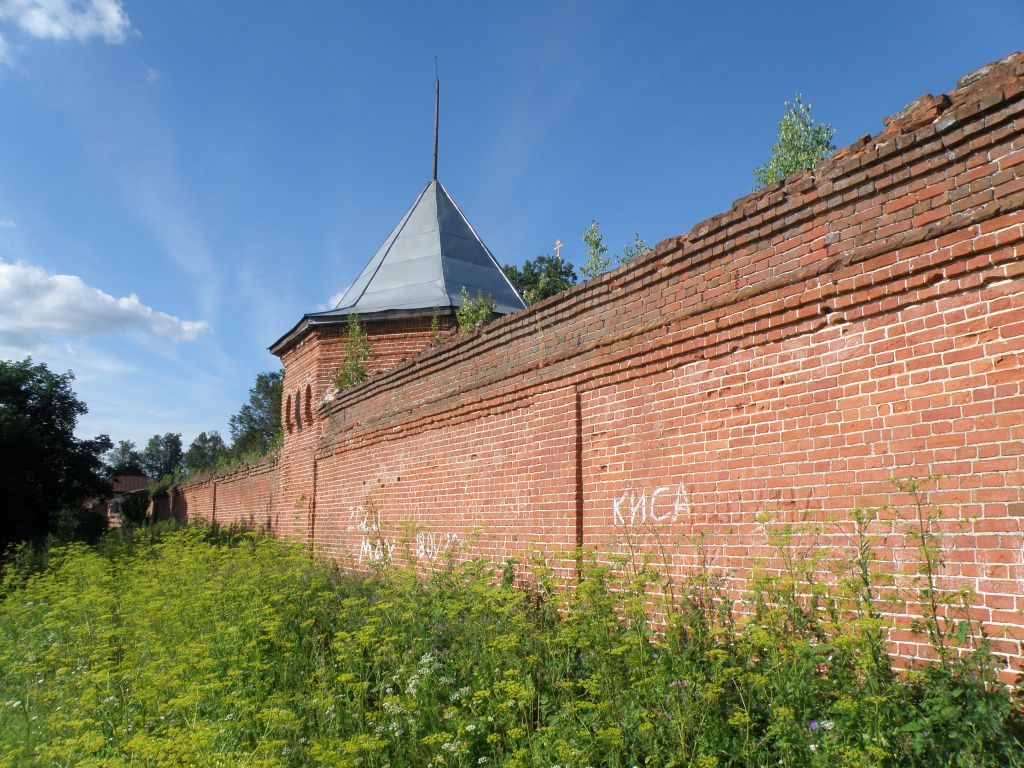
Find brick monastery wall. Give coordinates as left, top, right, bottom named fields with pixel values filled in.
left=175, top=55, right=1024, bottom=678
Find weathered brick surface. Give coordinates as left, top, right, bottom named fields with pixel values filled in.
left=175, top=54, right=1024, bottom=678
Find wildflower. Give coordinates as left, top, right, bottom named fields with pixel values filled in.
left=478, top=759, right=489, bottom=765
left=809, top=744, right=818, bottom=752
left=808, top=720, right=819, bottom=731
left=465, top=724, right=476, bottom=732
left=820, top=721, right=834, bottom=731
left=651, top=651, right=659, bottom=660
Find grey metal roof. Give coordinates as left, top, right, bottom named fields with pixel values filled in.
left=322, top=179, right=525, bottom=317
left=269, top=178, right=526, bottom=356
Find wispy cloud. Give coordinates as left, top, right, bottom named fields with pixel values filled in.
left=124, top=168, right=222, bottom=320
left=0, top=219, right=15, bottom=228
left=145, top=66, right=160, bottom=84
left=0, top=0, right=131, bottom=62
left=0, top=259, right=209, bottom=350
left=317, top=285, right=350, bottom=311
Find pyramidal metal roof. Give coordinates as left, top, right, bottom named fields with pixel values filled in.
left=328, top=179, right=525, bottom=316
left=269, top=178, right=526, bottom=355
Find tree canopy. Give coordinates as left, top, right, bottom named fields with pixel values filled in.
left=753, top=94, right=836, bottom=189
left=503, top=254, right=578, bottom=306
left=0, top=358, right=112, bottom=548
left=228, top=370, right=283, bottom=458
left=141, top=433, right=183, bottom=481
left=106, top=439, right=145, bottom=476
left=183, top=431, right=230, bottom=476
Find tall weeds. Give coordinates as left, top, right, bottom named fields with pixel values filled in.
left=0, top=493, right=1021, bottom=767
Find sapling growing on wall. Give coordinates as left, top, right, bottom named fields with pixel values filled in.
left=619, top=233, right=650, bottom=265
left=580, top=219, right=611, bottom=279
left=333, top=313, right=371, bottom=390
left=753, top=93, right=836, bottom=189
left=455, top=286, right=496, bottom=333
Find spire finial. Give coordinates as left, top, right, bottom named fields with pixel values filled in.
left=432, top=58, right=439, bottom=181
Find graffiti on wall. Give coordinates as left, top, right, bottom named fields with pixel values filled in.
left=612, top=480, right=692, bottom=527
left=346, top=506, right=460, bottom=564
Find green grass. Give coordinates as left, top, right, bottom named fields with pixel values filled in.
left=0, top=522, right=1021, bottom=767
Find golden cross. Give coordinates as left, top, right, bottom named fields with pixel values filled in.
left=554, top=239, right=564, bottom=260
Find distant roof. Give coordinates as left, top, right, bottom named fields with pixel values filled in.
left=270, top=178, right=525, bottom=354
left=110, top=474, right=150, bottom=494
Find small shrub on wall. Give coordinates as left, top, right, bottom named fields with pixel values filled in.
left=456, top=286, right=496, bottom=334
left=333, top=313, right=371, bottom=390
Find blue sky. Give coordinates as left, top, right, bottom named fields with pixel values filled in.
left=1, top=0, right=1022, bottom=449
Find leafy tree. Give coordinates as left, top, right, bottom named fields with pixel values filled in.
left=455, top=287, right=496, bottom=333
left=106, top=439, right=144, bottom=476
left=141, top=432, right=183, bottom=481
left=333, top=315, right=371, bottom=390
left=0, top=358, right=112, bottom=547
left=183, top=431, right=229, bottom=475
left=580, top=220, right=611, bottom=280
left=619, top=233, right=651, bottom=265
left=228, top=370, right=283, bottom=457
left=753, top=93, right=836, bottom=189
left=503, top=254, right=578, bottom=306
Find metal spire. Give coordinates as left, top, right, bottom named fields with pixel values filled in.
left=432, top=72, right=440, bottom=181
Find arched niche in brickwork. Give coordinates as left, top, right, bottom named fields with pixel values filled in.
left=304, top=383, right=313, bottom=424
left=294, top=387, right=302, bottom=431
left=285, top=394, right=294, bottom=433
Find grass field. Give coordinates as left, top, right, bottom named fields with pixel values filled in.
left=0, top=522, right=1021, bottom=767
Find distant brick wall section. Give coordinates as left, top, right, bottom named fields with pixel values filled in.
left=154, top=457, right=277, bottom=528
left=175, top=54, right=1024, bottom=679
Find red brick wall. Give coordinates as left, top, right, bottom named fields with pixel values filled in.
left=154, top=458, right=277, bottom=528
left=175, top=54, right=1024, bottom=678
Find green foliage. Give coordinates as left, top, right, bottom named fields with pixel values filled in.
left=619, top=233, right=650, bottom=265
left=2, top=489, right=1021, bottom=767
left=580, top=219, right=611, bottom=279
left=183, top=431, right=230, bottom=476
left=429, top=306, right=443, bottom=345
left=140, top=432, right=183, bottom=481
left=455, top=287, right=497, bottom=333
left=116, top=490, right=151, bottom=527
left=228, top=370, right=283, bottom=456
left=503, top=254, right=578, bottom=306
left=0, top=358, right=112, bottom=549
left=333, top=314, right=372, bottom=390
left=754, top=93, right=837, bottom=189
left=105, top=439, right=144, bottom=476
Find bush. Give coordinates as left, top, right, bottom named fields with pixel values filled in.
left=333, top=313, right=371, bottom=390
left=456, top=287, right=496, bottom=333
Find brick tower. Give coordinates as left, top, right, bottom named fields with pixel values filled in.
left=267, top=84, right=525, bottom=539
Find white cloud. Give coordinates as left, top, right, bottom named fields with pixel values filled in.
left=0, top=219, right=15, bottom=228
left=317, top=285, right=350, bottom=311
left=0, top=260, right=209, bottom=349
left=0, top=0, right=131, bottom=61
left=145, top=66, right=159, bottom=84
